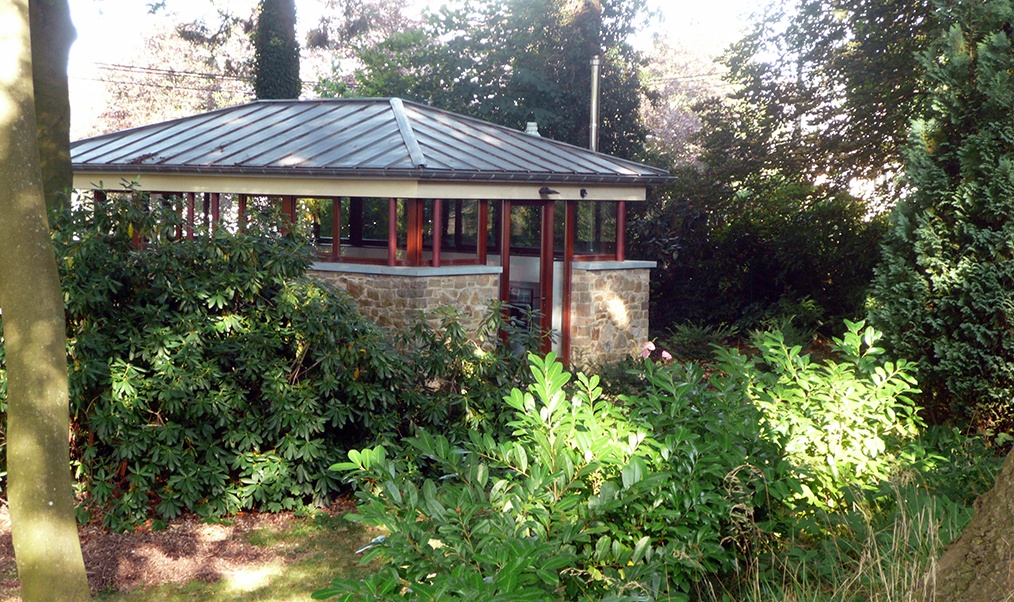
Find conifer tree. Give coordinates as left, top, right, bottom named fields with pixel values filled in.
left=253, top=0, right=300, bottom=99
left=871, top=0, right=1014, bottom=429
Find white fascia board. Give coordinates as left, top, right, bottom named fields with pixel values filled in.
left=73, top=173, right=648, bottom=202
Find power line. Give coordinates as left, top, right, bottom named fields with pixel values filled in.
left=95, top=62, right=252, bottom=82
left=70, top=75, right=252, bottom=94
left=85, top=60, right=719, bottom=94
left=88, top=61, right=347, bottom=91
left=646, top=73, right=727, bottom=85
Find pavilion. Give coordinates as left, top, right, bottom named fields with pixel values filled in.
left=71, top=98, right=669, bottom=365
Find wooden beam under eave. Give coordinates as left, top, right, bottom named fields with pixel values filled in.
left=419, top=182, right=647, bottom=202
left=72, top=173, right=649, bottom=202
left=73, top=174, right=421, bottom=199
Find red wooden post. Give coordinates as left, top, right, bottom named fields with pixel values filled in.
left=331, top=197, right=341, bottom=260
left=499, top=200, right=512, bottom=305
left=238, top=194, right=247, bottom=233
left=281, top=195, right=296, bottom=233
left=186, top=192, right=195, bottom=239
left=406, top=199, right=422, bottom=266
left=387, top=197, right=398, bottom=266
left=477, top=199, right=489, bottom=265
left=131, top=191, right=150, bottom=249
left=561, top=200, right=576, bottom=366
left=616, top=200, right=626, bottom=262
left=539, top=201, right=555, bottom=354
left=432, top=199, right=442, bottom=267
left=210, top=193, right=220, bottom=234
left=169, top=193, right=182, bottom=240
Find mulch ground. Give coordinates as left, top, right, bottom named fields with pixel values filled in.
left=0, top=503, right=320, bottom=600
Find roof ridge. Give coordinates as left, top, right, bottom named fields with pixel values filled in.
left=389, top=98, right=427, bottom=168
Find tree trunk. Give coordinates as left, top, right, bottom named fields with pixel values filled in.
left=922, top=447, right=1014, bottom=601
left=0, top=1, right=91, bottom=600
left=253, top=0, right=301, bottom=99
left=29, top=0, right=76, bottom=211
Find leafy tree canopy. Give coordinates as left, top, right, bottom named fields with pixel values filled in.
left=719, top=0, right=937, bottom=202
left=318, top=0, right=650, bottom=159
left=305, top=0, right=417, bottom=51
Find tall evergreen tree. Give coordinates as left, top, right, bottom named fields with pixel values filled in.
left=870, top=0, right=1014, bottom=428
left=253, top=0, right=300, bottom=99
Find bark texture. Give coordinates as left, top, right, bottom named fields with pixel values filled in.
left=253, top=0, right=301, bottom=99
left=0, top=1, right=90, bottom=600
left=923, top=448, right=1014, bottom=601
left=29, top=0, right=75, bottom=210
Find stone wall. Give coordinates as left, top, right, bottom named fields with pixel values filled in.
left=309, top=265, right=501, bottom=333
left=309, top=261, right=652, bottom=367
left=568, top=264, right=652, bottom=367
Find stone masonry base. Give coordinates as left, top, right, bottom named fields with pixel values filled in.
left=309, top=262, right=652, bottom=367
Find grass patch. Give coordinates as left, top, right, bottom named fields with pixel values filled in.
left=94, top=512, right=380, bottom=602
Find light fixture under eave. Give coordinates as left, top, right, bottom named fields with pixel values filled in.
left=539, top=186, right=559, bottom=196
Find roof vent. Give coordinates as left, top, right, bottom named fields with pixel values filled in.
left=525, top=122, right=541, bottom=137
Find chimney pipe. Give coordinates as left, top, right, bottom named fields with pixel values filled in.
left=589, top=55, right=601, bottom=152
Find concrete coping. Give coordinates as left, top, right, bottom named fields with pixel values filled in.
left=310, top=261, right=503, bottom=277
left=572, top=260, right=657, bottom=271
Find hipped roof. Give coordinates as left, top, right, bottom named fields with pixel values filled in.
left=71, top=98, right=670, bottom=186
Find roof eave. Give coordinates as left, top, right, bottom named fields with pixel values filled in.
left=71, top=164, right=673, bottom=186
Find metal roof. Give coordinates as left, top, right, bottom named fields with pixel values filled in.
left=71, top=98, right=670, bottom=186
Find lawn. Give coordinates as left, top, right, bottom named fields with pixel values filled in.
left=0, top=507, right=378, bottom=602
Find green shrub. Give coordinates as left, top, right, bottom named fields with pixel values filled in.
left=634, top=168, right=886, bottom=336
left=317, top=354, right=789, bottom=601
left=0, top=190, right=540, bottom=530
left=47, top=193, right=419, bottom=529
left=746, top=426, right=1004, bottom=601
left=393, top=303, right=548, bottom=439
left=897, top=425, right=1005, bottom=507
left=715, top=320, right=923, bottom=510
left=655, top=321, right=739, bottom=363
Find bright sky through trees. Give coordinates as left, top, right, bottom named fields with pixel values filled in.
left=66, top=0, right=754, bottom=137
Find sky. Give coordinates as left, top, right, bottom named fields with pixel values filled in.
left=66, top=0, right=756, bottom=137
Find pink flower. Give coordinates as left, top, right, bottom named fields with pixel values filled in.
left=661, top=350, right=673, bottom=361
left=641, top=341, right=656, bottom=358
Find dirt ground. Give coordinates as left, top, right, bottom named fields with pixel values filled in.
left=0, top=503, right=328, bottom=600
